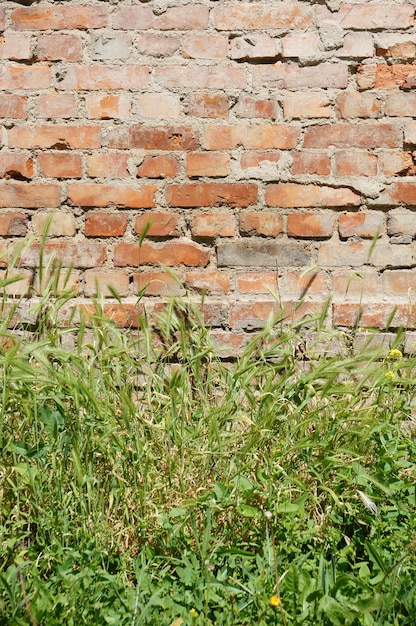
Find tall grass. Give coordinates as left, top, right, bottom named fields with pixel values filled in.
left=0, top=265, right=415, bottom=625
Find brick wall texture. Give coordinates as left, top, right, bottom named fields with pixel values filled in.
left=2, top=1, right=416, bottom=348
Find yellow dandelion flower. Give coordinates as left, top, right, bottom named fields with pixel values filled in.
left=190, top=608, right=199, bottom=618
left=269, top=595, right=282, bottom=608
left=388, top=349, right=402, bottom=359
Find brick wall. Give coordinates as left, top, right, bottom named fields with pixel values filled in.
left=1, top=1, right=416, bottom=349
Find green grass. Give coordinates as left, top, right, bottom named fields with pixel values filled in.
left=0, top=275, right=415, bottom=625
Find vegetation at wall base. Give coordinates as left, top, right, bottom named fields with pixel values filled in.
left=0, top=277, right=415, bottom=625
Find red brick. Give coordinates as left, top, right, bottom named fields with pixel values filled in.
left=372, top=182, right=416, bottom=206
left=290, top=152, right=330, bottom=176
left=303, top=124, right=400, bottom=149
left=36, top=94, right=78, bottom=119
left=283, top=93, right=331, bottom=118
left=0, top=213, right=28, bottom=236
left=229, top=301, right=281, bottom=330
left=210, top=331, right=249, bottom=357
left=188, top=94, right=229, bottom=119
left=372, top=64, right=416, bottom=89
left=37, top=34, right=82, bottom=61
left=114, top=240, right=210, bottom=267
left=137, top=94, right=180, bottom=119
left=288, top=213, right=334, bottom=238
left=136, top=34, right=180, bottom=57
left=333, top=304, right=416, bottom=329
left=266, top=184, right=360, bottom=208
left=108, top=126, right=198, bottom=150
left=38, top=153, right=82, bottom=178
left=334, top=151, right=377, bottom=176
left=155, top=66, right=246, bottom=90
left=336, top=92, right=382, bottom=119
left=87, top=153, right=129, bottom=178
left=383, top=270, right=416, bottom=296
left=253, top=63, right=347, bottom=89
left=20, top=243, right=106, bottom=268
left=0, top=153, right=33, bottom=179
left=237, top=271, right=278, bottom=294
left=57, top=65, right=150, bottom=91
left=134, top=213, right=180, bottom=237
left=85, top=271, right=129, bottom=297
left=0, top=95, right=27, bottom=119
left=12, top=6, right=108, bottom=30
left=230, top=34, right=279, bottom=61
left=85, top=94, right=131, bottom=119
left=0, top=66, right=50, bottom=90
left=137, top=155, right=180, bottom=179
left=0, top=34, right=32, bottom=60
left=234, top=96, right=276, bottom=119
left=133, top=272, right=183, bottom=297
left=332, top=269, right=379, bottom=301
left=204, top=125, right=299, bottom=150
left=213, top=3, right=312, bottom=29
left=0, top=182, right=61, bottom=208
left=167, top=183, right=258, bottom=208
left=186, top=153, right=230, bottom=177
left=317, top=4, right=414, bottom=30
left=281, top=269, right=326, bottom=299
left=186, top=271, right=230, bottom=294
left=79, top=304, right=142, bottom=328
left=240, top=153, right=281, bottom=169
left=183, top=35, right=228, bottom=59
left=338, top=212, right=383, bottom=238
left=191, top=214, right=236, bottom=237
left=68, top=184, right=156, bottom=208
left=9, top=125, right=100, bottom=149
left=239, top=212, right=283, bottom=236
left=113, top=6, right=209, bottom=30
left=85, top=213, right=127, bottom=237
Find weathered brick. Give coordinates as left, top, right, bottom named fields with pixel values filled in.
left=240, top=153, right=281, bottom=169
left=0, top=269, right=32, bottom=295
left=183, top=35, right=228, bottom=59
left=315, top=4, right=414, bottom=30
left=383, top=270, right=416, bottom=296
left=290, top=152, right=330, bottom=175
left=230, top=34, right=279, bottom=61
left=287, top=213, right=334, bottom=238
left=137, top=94, right=180, bottom=118
left=332, top=269, right=380, bottom=300
left=79, top=303, right=142, bottom=328
left=92, top=35, right=131, bottom=61
left=333, top=151, right=377, bottom=176
left=136, top=34, right=180, bottom=57
left=133, top=272, right=183, bottom=297
left=68, top=184, right=156, bottom=208
left=36, top=94, right=78, bottom=119
left=32, top=213, right=76, bottom=237
left=282, top=32, right=320, bottom=59
left=38, top=153, right=82, bottom=179
left=387, top=212, right=416, bottom=237
left=333, top=303, right=416, bottom=329
left=191, top=214, right=236, bottom=237
left=167, top=183, right=257, bottom=208
left=87, top=153, right=129, bottom=178
left=0, top=95, right=27, bottom=119
left=213, top=4, right=313, bottom=30
left=0, top=66, right=50, bottom=90
left=253, top=63, right=347, bottom=89
left=0, top=182, right=61, bottom=208
left=318, top=241, right=370, bottom=266
left=0, top=34, right=32, bottom=60
left=155, top=66, right=246, bottom=90
left=281, top=269, right=327, bottom=298
left=0, top=213, right=28, bottom=236
left=210, top=330, right=249, bottom=357
left=85, top=94, right=131, bottom=119
left=204, top=125, right=299, bottom=150
left=188, top=94, right=229, bottom=118
left=37, top=34, right=82, bottom=62
left=404, top=121, right=416, bottom=145
left=114, top=240, right=210, bottom=267
left=0, top=8, right=5, bottom=32
left=240, top=212, right=283, bottom=237
left=186, top=271, right=230, bottom=294
left=283, top=93, right=331, bottom=119
left=57, top=65, right=150, bottom=91
left=218, top=241, right=310, bottom=267
left=85, top=271, right=129, bottom=297
left=137, top=155, right=180, bottom=179
left=380, top=151, right=414, bottom=176
left=385, top=93, right=416, bottom=117
left=108, top=126, right=199, bottom=150
left=266, top=184, right=360, bottom=208
left=85, top=213, right=127, bottom=237
left=20, top=243, right=106, bottom=268
left=339, top=212, right=383, bottom=238
left=12, top=6, right=108, bottom=30
left=303, top=124, right=400, bottom=149
left=234, top=96, right=276, bottom=119
left=186, top=153, right=230, bottom=178
left=372, top=182, right=416, bottom=206
left=134, top=212, right=180, bottom=237
left=237, top=271, right=278, bottom=294
left=9, top=125, right=100, bottom=149
left=0, top=153, right=33, bottom=179
left=336, top=92, right=382, bottom=119
left=113, top=6, right=209, bottom=30
left=337, top=32, right=374, bottom=58
left=372, top=64, right=416, bottom=89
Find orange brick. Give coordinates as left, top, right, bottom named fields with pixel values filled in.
left=213, top=3, right=312, bottom=29
left=338, top=212, right=383, bottom=239
left=237, top=271, right=278, bottom=294
left=0, top=66, right=50, bottom=90
left=283, top=93, right=331, bottom=118
left=85, top=271, right=129, bottom=297
left=204, top=125, right=299, bottom=150
left=229, top=301, right=281, bottom=330
left=332, top=304, right=414, bottom=329
left=290, top=152, right=330, bottom=175
left=303, top=124, right=400, bottom=149
left=20, top=243, right=106, bottom=268
left=80, top=304, right=143, bottom=328
left=0, top=213, right=28, bottom=236
left=38, top=153, right=82, bottom=178
left=373, top=64, right=416, bottom=89
left=266, top=184, right=360, bottom=208
left=167, top=183, right=257, bottom=207
left=188, top=93, right=229, bottom=118
left=0, top=95, right=27, bottom=119
left=371, top=182, right=416, bottom=206
left=155, top=65, right=246, bottom=90
left=137, top=155, right=180, bottom=179
left=186, top=153, right=230, bottom=177
left=85, top=94, right=131, bottom=119
left=376, top=39, right=415, bottom=59
left=287, top=213, right=334, bottom=238
left=183, top=34, right=228, bottom=59
left=87, top=153, right=129, bottom=178
left=12, top=6, right=108, bottom=30
left=57, top=65, right=150, bottom=91
left=186, top=271, right=230, bottom=294
left=114, top=240, right=210, bottom=267
left=191, top=214, right=236, bottom=237
left=36, top=34, right=82, bottom=61
left=136, top=34, right=180, bottom=57
left=0, top=182, right=61, bottom=208
left=239, top=212, right=283, bottom=236
left=85, top=213, right=127, bottom=237
left=135, top=212, right=180, bottom=237
left=137, top=94, right=180, bottom=118
left=133, top=272, right=183, bottom=296
left=0, top=153, right=33, bottom=179
left=68, top=184, right=156, bottom=208
left=0, top=34, right=32, bottom=60
left=234, top=96, right=276, bottom=119
left=336, top=92, right=382, bottom=119
left=334, top=151, right=377, bottom=176
left=36, top=94, right=78, bottom=119
left=114, top=6, right=209, bottom=30
left=108, top=125, right=198, bottom=150
left=9, top=125, right=100, bottom=149
left=240, top=153, right=280, bottom=169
